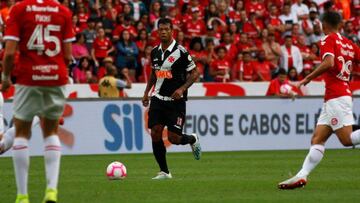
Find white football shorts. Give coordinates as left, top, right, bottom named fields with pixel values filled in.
left=317, top=96, right=354, bottom=131
left=13, top=85, right=66, bottom=121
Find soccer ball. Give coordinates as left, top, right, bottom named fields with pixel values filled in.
left=106, top=161, right=127, bottom=180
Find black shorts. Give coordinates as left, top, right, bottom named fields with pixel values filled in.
left=148, top=97, right=186, bottom=134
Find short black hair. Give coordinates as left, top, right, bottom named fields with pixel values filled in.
left=285, top=35, right=292, bottom=39
left=216, top=46, right=227, bottom=53
left=278, top=68, right=287, bottom=75
left=322, top=11, right=342, bottom=28
left=157, top=18, right=173, bottom=29
left=323, top=1, right=333, bottom=10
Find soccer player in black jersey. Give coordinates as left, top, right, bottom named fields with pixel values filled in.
left=142, top=18, right=202, bottom=179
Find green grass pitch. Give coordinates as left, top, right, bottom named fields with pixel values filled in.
left=1, top=149, right=360, bottom=203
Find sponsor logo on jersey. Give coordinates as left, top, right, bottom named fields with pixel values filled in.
left=155, top=70, right=173, bottom=79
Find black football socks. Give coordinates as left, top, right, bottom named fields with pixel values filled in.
left=180, top=134, right=196, bottom=145
left=152, top=141, right=169, bottom=174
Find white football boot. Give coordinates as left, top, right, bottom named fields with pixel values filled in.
left=190, top=134, right=201, bottom=160
left=278, top=175, right=307, bottom=189
left=152, top=171, right=172, bottom=180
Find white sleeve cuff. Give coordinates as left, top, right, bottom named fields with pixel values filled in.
left=63, top=37, right=76, bottom=43
left=322, top=52, right=335, bottom=60
left=3, top=35, right=20, bottom=41
left=186, top=64, right=196, bottom=71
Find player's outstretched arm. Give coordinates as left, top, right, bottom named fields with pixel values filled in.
left=298, top=55, right=334, bottom=87
left=1, top=40, right=17, bottom=92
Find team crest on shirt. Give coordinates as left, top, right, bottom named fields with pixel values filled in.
left=168, top=56, right=175, bottom=63
left=331, top=118, right=338, bottom=126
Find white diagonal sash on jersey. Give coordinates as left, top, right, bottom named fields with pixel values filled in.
left=153, top=49, right=181, bottom=97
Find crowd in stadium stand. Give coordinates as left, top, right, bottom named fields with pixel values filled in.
left=0, top=0, right=360, bottom=84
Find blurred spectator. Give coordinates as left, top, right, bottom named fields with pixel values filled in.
left=140, top=13, right=152, bottom=33
left=256, top=28, right=269, bottom=48
left=301, top=7, right=321, bottom=37
left=228, top=0, right=243, bottom=23
left=204, top=2, right=219, bottom=23
left=72, top=33, right=89, bottom=60
left=149, top=1, right=162, bottom=26
left=185, top=7, right=206, bottom=39
left=217, top=0, right=230, bottom=23
left=279, top=4, right=298, bottom=36
left=113, top=0, right=124, bottom=14
left=98, top=57, right=114, bottom=80
left=72, top=15, right=81, bottom=34
left=221, top=32, right=238, bottom=62
left=280, top=35, right=303, bottom=74
left=298, top=34, right=311, bottom=61
left=291, top=24, right=301, bottom=45
left=167, top=7, right=182, bottom=32
left=237, top=32, right=257, bottom=54
left=123, top=3, right=133, bottom=19
left=189, top=38, right=208, bottom=80
left=262, top=33, right=282, bottom=67
left=266, top=4, right=285, bottom=39
left=253, top=50, right=274, bottom=81
left=233, top=50, right=255, bottom=82
left=91, top=28, right=114, bottom=68
left=309, top=43, right=321, bottom=68
left=205, top=20, right=223, bottom=45
left=176, top=31, right=189, bottom=48
left=76, top=3, right=89, bottom=32
left=136, top=29, right=149, bottom=56
left=204, top=38, right=217, bottom=64
left=351, top=8, right=360, bottom=32
left=291, top=0, right=309, bottom=21
left=115, top=30, right=139, bottom=81
left=129, top=0, right=147, bottom=21
left=187, top=0, right=205, bottom=18
left=237, top=10, right=248, bottom=32
left=73, top=57, right=97, bottom=84
left=287, top=67, right=299, bottom=81
left=98, top=7, right=115, bottom=36
left=245, top=0, right=266, bottom=18
left=209, top=46, right=231, bottom=82
left=242, top=12, right=263, bottom=39
left=239, top=50, right=255, bottom=82
left=98, top=66, right=132, bottom=98
left=266, top=68, right=297, bottom=98
left=343, top=21, right=359, bottom=44
left=83, top=18, right=97, bottom=51
left=229, top=22, right=240, bottom=44
left=113, top=15, right=138, bottom=41
left=138, top=45, right=153, bottom=83
left=309, top=23, right=324, bottom=44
